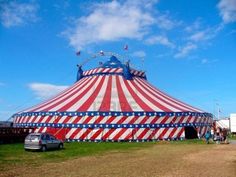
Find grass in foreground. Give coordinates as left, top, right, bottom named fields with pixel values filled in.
left=0, top=139, right=208, bottom=170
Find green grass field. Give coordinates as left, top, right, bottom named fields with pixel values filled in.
left=1, top=139, right=235, bottom=177
left=0, top=139, right=205, bottom=169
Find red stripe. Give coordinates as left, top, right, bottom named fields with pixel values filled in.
left=131, top=80, right=172, bottom=112
left=160, top=116, right=169, bottom=124
left=116, top=116, right=126, bottom=124
left=134, top=78, right=189, bottom=112
left=90, top=129, right=103, bottom=140
left=36, top=116, right=45, bottom=124
left=123, top=129, right=133, bottom=140
left=186, top=115, right=192, bottom=123
left=72, top=117, right=82, bottom=124
left=168, top=128, right=178, bottom=138
left=62, top=116, right=72, bottom=124
left=70, top=128, right=82, bottom=139
left=102, top=129, right=116, bottom=140
left=150, top=116, right=159, bottom=124
left=94, top=116, right=104, bottom=124
left=177, top=115, right=186, bottom=124
left=128, top=116, right=137, bottom=124
left=147, top=128, right=159, bottom=139
left=116, top=76, right=132, bottom=111
left=82, top=116, right=93, bottom=124
left=99, top=76, right=112, bottom=111
left=44, top=116, right=53, bottom=123
left=77, top=76, right=106, bottom=111
left=177, top=128, right=184, bottom=138
left=137, top=78, right=200, bottom=112
left=31, top=116, right=38, bottom=123
left=80, top=128, right=92, bottom=140
left=171, top=116, right=177, bottom=124
left=53, top=116, right=64, bottom=124
left=58, top=77, right=98, bottom=111
left=105, top=116, right=116, bottom=124
left=123, top=79, right=153, bottom=111
left=137, top=128, right=149, bottom=139
left=159, top=128, right=168, bottom=139
left=113, top=129, right=127, bottom=140
left=139, top=116, right=149, bottom=124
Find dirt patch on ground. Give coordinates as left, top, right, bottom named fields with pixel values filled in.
left=1, top=144, right=236, bottom=177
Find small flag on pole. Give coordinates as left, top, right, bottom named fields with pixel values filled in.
left=99, top=50, right=104, bottom=56
left=76, top=51, right=81, bottom=56
left=124, top=44, right=128, bottom=50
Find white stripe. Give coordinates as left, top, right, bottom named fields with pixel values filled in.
left=136, top=78, right=202, bottom=112
left=122, top=116, right=135, bottom=124
left=74, top=129, right=87, bottom=139
left=87, top=76, right=109, bottom=111
left=110, top=76, right=121, bottom=111
left=57, top=116, right=68, bottom=123
left=118, top=76, right=143, bottom=111
left=127, top=81, right=163, bottom=111
left=163, top=128, right=173, bottom=139
left=103, top=68, right=110, bottom=72
left=134, top=79, right=179, bottom=112
left=66, top=128, right=77, bottom=139
left=67, top=116, right=78, bottom=124
left=67, top=76, right=103, bottom=111
left=119, top=129, right=132, bottom=140
left=134, top=116, right=146, bottom=124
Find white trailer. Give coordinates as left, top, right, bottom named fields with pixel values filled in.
left=230, top=114, right=236, bottom=133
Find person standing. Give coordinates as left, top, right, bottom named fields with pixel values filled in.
left=205, top=131, right=211, bottom=144
left=210, top=128, right=214, bottom=142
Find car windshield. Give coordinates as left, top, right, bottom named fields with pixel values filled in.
left=26, top=135, right=40, bottom=140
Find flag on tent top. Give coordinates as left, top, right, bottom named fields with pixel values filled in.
left=76, top=51, right=81, bottom=56
left=99, top=50, right=104, bottom=56
left=124, top=44, right=128, bottom=50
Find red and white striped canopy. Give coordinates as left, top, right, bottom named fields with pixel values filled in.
left=15, top=56, right=204, bottom=116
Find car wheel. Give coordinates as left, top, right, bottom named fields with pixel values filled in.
left=58, top=143, right=63, bottom=149
left=41, top=145, right=47, bottom=152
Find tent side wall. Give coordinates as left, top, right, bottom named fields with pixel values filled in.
left=13, top=114, right=213, bottom=141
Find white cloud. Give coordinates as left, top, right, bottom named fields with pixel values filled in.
left=174, top=43, right=197, bottom=58
left=155, top=14, right=179, bottom=30
left=145, top=35, right=175, bottom=48
left=218, top=0, right=236, bottom=23
left=189, top=31, right=207, bottom=42
left=201, top=58, right=218, bottom=64
left=189, top=24, right=223, bottom=42
left=132, top=51, right=146, bottom=58
left=28, top=83, right=68, bottom=100
left=185, top=19, right=201, bottom=33
left=0, top=1, right=39, bottom=28
left=62, top=0, right=157, bottom=50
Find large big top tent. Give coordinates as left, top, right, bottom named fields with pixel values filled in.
left=12, top=54, right=213, bottom=141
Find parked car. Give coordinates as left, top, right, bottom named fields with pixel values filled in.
left=24, top=133, right=63, bottom=152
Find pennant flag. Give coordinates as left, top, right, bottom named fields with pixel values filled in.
left=76, top=51, right=81, bottom=56
left=99, top=50, right=104, bottom=56
left=124, top=44, right=128, bottom=50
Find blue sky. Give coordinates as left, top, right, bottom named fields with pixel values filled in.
left=0, top=0, right=236, bottom=120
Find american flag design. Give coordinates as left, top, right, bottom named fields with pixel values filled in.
left=13, top=56, right=213, bottom=141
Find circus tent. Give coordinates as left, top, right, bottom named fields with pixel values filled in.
left=12, top=55, right=213, bottom=141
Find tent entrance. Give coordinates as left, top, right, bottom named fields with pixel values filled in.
left=185, top=126, right=198, bottom=139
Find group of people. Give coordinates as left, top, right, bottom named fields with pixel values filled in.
left=204, top=127, right=228, bottom=144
